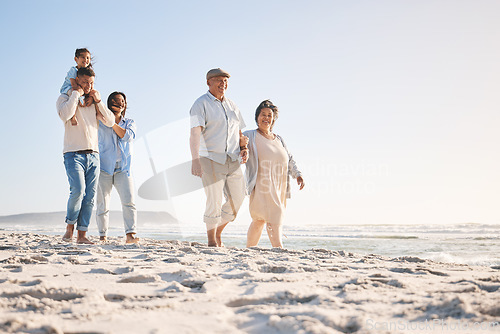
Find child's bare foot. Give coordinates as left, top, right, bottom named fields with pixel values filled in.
left=100, top=236, right=107, bottom=242
left=62, top=224, right=74, bottom=242
left=126, top=233, right=139, bottom=244
left=70, top=116, right=78, bottom=126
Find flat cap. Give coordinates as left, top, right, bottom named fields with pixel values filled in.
left=206, top=68, right=231, bottom=80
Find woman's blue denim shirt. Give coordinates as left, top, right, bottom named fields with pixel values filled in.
left=98, top=117, right=136, bottom=176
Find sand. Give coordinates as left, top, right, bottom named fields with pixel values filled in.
left=0, top=232, right=499, bottom=334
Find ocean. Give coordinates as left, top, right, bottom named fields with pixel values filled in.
left=0, top=212, right=498, bottom=267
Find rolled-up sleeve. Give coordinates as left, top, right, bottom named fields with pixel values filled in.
left=236, top=106, right=246, bottom=130
left=190, top=101, right=205, bottom=129
left=121, top=119, right=137, bottom=142
left=56, top=91, right=80, bottom=122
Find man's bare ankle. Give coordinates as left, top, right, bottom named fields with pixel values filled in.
left=76, top=231, right=94, bottom=244
left=126, top=234, right=139, bottom=244
left=76, top=237, right=94, bottom=245
left=62, top=225, right=74, bottom=241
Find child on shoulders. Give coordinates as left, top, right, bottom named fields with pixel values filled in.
left=60, top=48, right=95, bottom=126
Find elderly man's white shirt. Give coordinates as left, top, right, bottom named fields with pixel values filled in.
left=190, top=91, right=246, bottom=164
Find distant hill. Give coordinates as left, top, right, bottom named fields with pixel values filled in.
left=0, top=211, right=177, bottom=225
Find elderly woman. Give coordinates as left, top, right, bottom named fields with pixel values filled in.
left=244, top=100, right=304, bottom=248
left=96, top=92, right=139, bottom=243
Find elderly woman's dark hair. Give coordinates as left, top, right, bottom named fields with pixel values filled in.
left=107, top=91, right=127, bottom=118
left=255, top=100, right=279, bottom=130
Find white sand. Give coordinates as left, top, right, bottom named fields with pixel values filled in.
left=0, top=232, right=499, bottom=334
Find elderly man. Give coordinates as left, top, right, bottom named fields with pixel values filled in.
left=56, top=67, right=115, bottom=244
left=190, top=68, right=249, bottom=247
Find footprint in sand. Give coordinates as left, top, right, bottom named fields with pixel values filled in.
left=258, top=265, right=287, bottom=274
left=3, top=265, right=22, bottom=273
left=8, top=279, right=43, bottom=287
left=2, top=287, right=85, bottom=301
left=226, top=291, right=318, bottom=307
left=117, top=274, right=161, bottom=283
left=180, top=280, right=205, bottom=290
left=87, top=268, right=116, bottom=275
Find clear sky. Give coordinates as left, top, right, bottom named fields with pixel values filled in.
left=0, top=0, right=499, bottom=226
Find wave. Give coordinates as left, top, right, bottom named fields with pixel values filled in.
left=425, top=252, right=500, bottom=267
left=276, top=233, right=420, bottom=240
left=284, top=224, right=500, bottom=238
left=472, top=236, right=500, bottom=241
left=368, top=235, right=419, bottom=240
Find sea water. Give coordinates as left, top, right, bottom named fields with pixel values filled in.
left=1, top=216, right=498, bottom=267
left=141, top=222, right=500, bottom=267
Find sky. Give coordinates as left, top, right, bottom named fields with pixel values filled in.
left=0, top=0, right=499, bottom=227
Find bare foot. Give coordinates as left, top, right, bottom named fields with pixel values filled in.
left=215, top=222, right=228, bottom=247
left=215, top=235, right=226, bottom=247
left=215, top=234, right=225, bottom=247
left=62, top=224, right=74, bottom=242
left=100, top=236, right=107, bottom=242
left=207, top=228, right=217, bottom=247
left=77, top=237, right=94, bottom=244
left=126, top=233, right=139, bottom=244
left=76, top=231, right=94, bottom=245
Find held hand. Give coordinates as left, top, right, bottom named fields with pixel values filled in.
left=84, top=95, right=94, bottom=107
left=239, top=134, right=249, bottom=147
left=240, top=148, right=248, bottom=164
left=88, top=90, right=101, bottom=103
left=191, top=158, right=203, bottom=178
left=239, top=130, right=249, bottom=164
left=297, top=176, right=305, bottom=190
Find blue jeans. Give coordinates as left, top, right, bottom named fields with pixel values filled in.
left=63, top=152, right=100, bottom=231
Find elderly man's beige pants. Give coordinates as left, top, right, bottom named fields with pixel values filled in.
left=200, top=156, right=245, bottom=230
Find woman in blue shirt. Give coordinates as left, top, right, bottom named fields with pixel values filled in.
left=96, top=92, right=139, bottom=243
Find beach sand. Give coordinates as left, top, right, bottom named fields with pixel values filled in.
left=0, top=232, right=498, bottom=334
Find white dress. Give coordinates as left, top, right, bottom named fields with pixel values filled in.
left=249, top=132, right=289, bottom=225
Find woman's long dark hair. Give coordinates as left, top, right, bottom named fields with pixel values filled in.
left=107, top=91, right=127, bottom=118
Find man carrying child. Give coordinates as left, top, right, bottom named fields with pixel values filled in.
left=56, top=67, right=115, bottom=244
